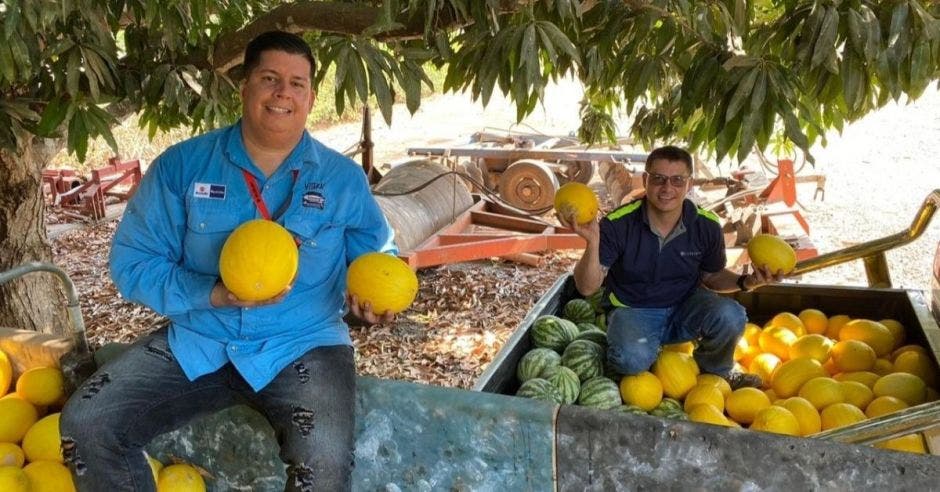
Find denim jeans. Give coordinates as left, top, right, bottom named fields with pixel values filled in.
left=606, top=288, right=747, bottom=377
left=59, top=327, right=356, bottom=492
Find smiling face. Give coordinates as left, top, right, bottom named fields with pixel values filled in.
left=644, top=158, right=692, bottom=215
left=240, top=49, right=316, bottom=150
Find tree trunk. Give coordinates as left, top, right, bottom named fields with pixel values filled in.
left=0, top=138, right=69, bottom=335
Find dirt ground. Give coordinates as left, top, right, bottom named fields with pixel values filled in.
left=48, top=79, right=940, bottom=388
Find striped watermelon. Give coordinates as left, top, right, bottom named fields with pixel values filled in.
left=516, top=378, right=563, bottom=404
left=531, top=315, right=579, bottom=352
left=616, top=404, right=649, bottom=415
left=562, top=339, right=604, bottom=381
left=595, top=313, right=607, bottom=332
left=516, top=348, right=562, bottom=383
left=563, top=298, right=595, bottom=324
left=577, top=376, right=622, bottom=409
left=576, top=322, right=599, bottom=333
left=585, top=289, right=604, bottom=314
left=575, top=329, right=607, bottom=347
left=548, top=366, right=581, bottom=404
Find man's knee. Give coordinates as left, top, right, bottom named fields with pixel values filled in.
left=607, top=343, right=658, bottom=375
left=708, top=300, right=747, bottom=337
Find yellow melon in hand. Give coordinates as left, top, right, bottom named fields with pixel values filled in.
left=746, top=234, right=796, bottom=274
left=346, top=252, right=419, bottom=315
left=554, top=182, right=599, bottom=224
left=219, top=219, right=298, bottom=301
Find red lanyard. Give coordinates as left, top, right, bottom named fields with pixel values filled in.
left=241, top=169, right=298, bottom=221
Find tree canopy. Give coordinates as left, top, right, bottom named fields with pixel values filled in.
left=1, top=0, right=939, bottom=332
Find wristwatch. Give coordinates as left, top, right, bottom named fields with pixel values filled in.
left=736, top=274, right=751, bottom=292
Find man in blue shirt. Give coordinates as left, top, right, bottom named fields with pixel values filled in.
left=60, top=31, right=396, bottom=491
left=559, top=146, right=782, bottom=390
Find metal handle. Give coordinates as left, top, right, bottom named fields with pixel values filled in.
left=811, top=400, right=940, bottom=445
left=0, top=262, right=90, bottom=355
left=792, top=189, right=940, bottom=287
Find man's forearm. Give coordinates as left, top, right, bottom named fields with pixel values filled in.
left=573, top=240, right=605, bottom=295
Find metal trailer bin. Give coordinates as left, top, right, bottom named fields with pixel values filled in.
left=474, top=273, right=940, bottom=398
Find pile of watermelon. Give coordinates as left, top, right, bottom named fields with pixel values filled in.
left=514, top=294, right=688, bottom=420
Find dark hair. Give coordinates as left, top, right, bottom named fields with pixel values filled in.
left=243, top=31, right=317, bottom=78
left=645, top=145, right=693, bottom=174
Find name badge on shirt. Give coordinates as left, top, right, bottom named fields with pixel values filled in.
left=194, top=182, right=226, bottom=200
left=303, top=191, right=325, bottom=209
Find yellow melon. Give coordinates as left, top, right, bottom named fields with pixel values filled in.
left=892, top=350, right=938, bottom=387
left=798, top=377, right=845, bottom=411
left=839, top=319, right=894, bottom=357
left=825, top=314, right=852, bottom=340
left=346, top=252, right=419, bottom=315
left=750, top=406, right=801, bottom=436
left=830, top=340, right=876, bottom=372
left=695, top=373, right=732, bottom=398
left=833, top=370, right=881, bottom=389
left=146, top=452, right=163, bottom=485
left=554, top=182, right=599, bottom=224
left=780, top=397, right=822, bottom=436
left=23, top=460, right=76, bottom=492
left=878, top=319, right=905, bottom=349
left=839, top=381, right=874, bottom=409
left=770, top=312, right=806, bottom=336
left=157, top=463, right=206, bottom=492
left=758, top=326, right=798, bottom=361
left=771, top=357, right=826, bottom=398
left=0, top=442, right=25, bottom=467
left=748, top=353, right=782, bottom=386
left=819, top=403, right=866, bottom=431
left=872, top=372, right=927, bottom=406
left=890, top=344, right=930, bottom=362
left=876, top=433, right=927, bottom=454
left=652, top=351, right=699, bottom=399
left=662, top=341, right=695, bottom=355
left=798, top=309, right=828, bottom=335
left=0, top=466, right=29, bottom=492
left=865, top=395, right=909, bottom=418
left=746, top=234, right=796, bottom=274
left=218, top=219, right=298, bottom=301
left=687, top=403, right=733, bottom=427
left=0, top=350, right=11, bottom=397
left=726, top=387, right=771, bottom=425
left=16, top=367, right=65, bottom=407
left=872, top=358, right=894, bottom=376
left=683, top=384, right=725, bottom=413
left=788, top=334, right=833, bottom=363
left=0, top=397, right=38, bottom=443
left=619, top=371, right=663, bottom=412
left=743, top=323, right=762, bottom=346
left=21, top=413, right=62, bottom=463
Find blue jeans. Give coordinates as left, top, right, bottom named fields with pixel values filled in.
left=606, top=288, right=746, bottom=377
left=60, top=328, right=356, bottom=492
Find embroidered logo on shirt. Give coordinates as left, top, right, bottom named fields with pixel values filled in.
left=193, top=183, right=226, bottom=200
left=303, top=191, right=325, bottom=209
left=680, top=251, right=702, bottom=257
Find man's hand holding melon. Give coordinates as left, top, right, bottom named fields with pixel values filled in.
left=554, top=182, right=600, bottom=242
left=741, top=234, right=797, bottom=291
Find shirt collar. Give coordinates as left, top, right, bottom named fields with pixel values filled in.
left=224, top=120, right=314, bottom=178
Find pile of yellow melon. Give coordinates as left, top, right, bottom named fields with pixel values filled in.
left=620, top=310, right=938, bottom=455
left=0, top=348, right=75, bottom=491
left=733, top=310, right=937, bottom=452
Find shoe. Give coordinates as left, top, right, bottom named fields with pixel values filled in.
left=725, top=371, right=763, bottom=390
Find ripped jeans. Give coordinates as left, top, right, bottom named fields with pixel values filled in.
left=59, top=327, right=356, bottom=492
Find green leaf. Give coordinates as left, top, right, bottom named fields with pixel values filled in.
left=722, top=54, right=758, bottom=71
left=750, top=70, right=767, bottom=111
left=36, top=97, right=70, bottom=136
left=726, top=67, right=758, bottom=122
left=67, top=110, right=89, bottom=162
left=811, top=7, right=839, bottom=68
left=0, top=45, right=15, bottom=83
left=538, top=22, right=579, bottom=64
left=846, top=9, right=866, bottom=54
left=66, top=49, right=81, bottom=97
left=841, top=52, right=864, bottom=113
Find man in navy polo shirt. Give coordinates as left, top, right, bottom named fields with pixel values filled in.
left=559, top=146, right=782, bottom=389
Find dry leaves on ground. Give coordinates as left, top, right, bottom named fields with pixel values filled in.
left=50, top=221, right=576, bottom=389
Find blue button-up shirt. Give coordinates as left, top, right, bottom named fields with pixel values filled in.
left=109, top=122, right=397, bottom=391
left=599, top=198, right=724, bottom=308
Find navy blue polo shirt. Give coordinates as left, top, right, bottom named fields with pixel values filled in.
left=598, top=198, right=725, bottom=308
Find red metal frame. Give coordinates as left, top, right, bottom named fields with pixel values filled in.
left=399, top=199, right=585, bottom=269
left=55, top=157, right=142, bottom=220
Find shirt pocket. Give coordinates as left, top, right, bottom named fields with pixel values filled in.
left=184, top=201, right=243, bottom=275
left=283, top=212, right=345, bottom=287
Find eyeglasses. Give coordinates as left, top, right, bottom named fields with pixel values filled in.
left=646, top=173, right=690, bottom=187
